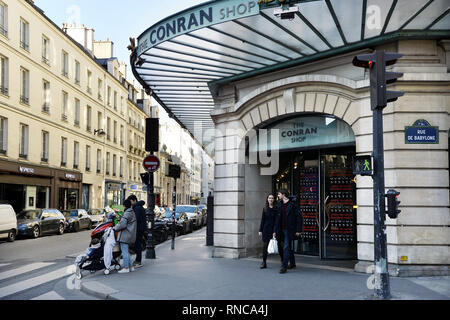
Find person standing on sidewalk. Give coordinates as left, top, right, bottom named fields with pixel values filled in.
left=258, top=194, right=283, bottom=269
left=114, top=199, right=137, bottom=273
left=127, top=195, right=147, bottom=269
left=275, top=190, right=302, bottom=274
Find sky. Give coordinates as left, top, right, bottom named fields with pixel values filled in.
left=36, top=0, right=204, bottom=80
left=35, top=0, right=205, bottom=127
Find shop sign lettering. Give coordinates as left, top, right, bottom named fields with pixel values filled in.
left=405, top=119, right=439, bottom=144
left=251, top=116, right=355, bottom=153
left=138, top=0, right=258, bottom=55
left=19, top=166, right=34, bottom=174
left=65, top=173, right=76, bottom=179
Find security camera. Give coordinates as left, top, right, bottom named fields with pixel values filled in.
left=274, top=5, right=299, bottom=20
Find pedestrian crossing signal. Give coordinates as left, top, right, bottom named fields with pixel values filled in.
left=352, top=155, right=372, bottom=176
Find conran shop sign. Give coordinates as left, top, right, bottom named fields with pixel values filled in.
left=138, top=0, right=258, bottom=55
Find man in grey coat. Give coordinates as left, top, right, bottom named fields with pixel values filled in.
left=114, top=199, right=137, bottom=273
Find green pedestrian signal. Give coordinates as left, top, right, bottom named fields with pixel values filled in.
left=363, top=160, right=371, bottom=171
left=352, top=156, right=373, bottom=176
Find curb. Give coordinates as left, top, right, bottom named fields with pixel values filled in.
left=80, top=281, right=119, bottom=300
left=80, top=280, right=152, bottom=300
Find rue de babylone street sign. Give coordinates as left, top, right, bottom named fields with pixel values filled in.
left=405, top=119, right=439, bottom=144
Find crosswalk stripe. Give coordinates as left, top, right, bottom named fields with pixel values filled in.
left=0, top=262, right=55, bottom=281
left=0, top=266, right=70, bottom=299
left=31, top=290, right=65, bottom=300
left=0, top=263, right=11, bottom=268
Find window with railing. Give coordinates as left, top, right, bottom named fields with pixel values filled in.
left=112, top=155, right=117, bottom=176
left=19, top=123, right=28, bottom=159
left=61, top=51, right=69, bottom=78
left=87, top=70, right=92, bottom=94
left=61, top=91, right=68, bottom=121
left=97, top=149, right=101, bottom=173
left=74, top=98, right=80, bottom=126
left=0, top=117, right=7, bottom=155
left=75, top=61, right=80, bottom=85
left=20, top=18, right=29, bottom=51
left=41, top=131, right=49, bottom=162
left=42, top=80, right=50, bottom=113
left=0, top=55, right=8, bottom=96
left=61, top=137, right=67, bottom=167
left=73, top=141, right=79, bottom=169
left=42, top=36, right=50, bottom=65
left=87, top=106, right=92, bottom=132
left=0, top=3, right=8, bottom=38
left=86, top=145, right=91, bottom=171
left=106, top=152, right=110, bottom=175
left=98, top=79, right=103, bottom=101
left=20, top=67, right=29, bottom=105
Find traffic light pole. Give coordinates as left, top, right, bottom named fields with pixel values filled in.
left=353, top=50, right=404, bottom=300
left=145, top=151, right=156, bottom=259
left=171, top=179, right=177, bottom=250
left=372, top=105, right=390, bottom=299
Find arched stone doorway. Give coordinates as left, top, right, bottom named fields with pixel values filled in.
left=211, top=75, right=365, bottom=260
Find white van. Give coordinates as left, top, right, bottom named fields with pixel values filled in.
left=0, top=204, right=18, bottom=242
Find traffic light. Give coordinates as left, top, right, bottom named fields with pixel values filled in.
left=386, top=189, right=401, bottom=219
left=352, top=50, right=404, bottom=110
left=140, top=172, right=150, bottom=185
left=145, top=118, right=159, bottom=152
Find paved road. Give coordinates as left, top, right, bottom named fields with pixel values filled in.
left=0, top=229, right=97, bottom=300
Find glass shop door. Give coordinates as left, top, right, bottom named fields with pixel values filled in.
left=320, top=152, right=357, bottom=259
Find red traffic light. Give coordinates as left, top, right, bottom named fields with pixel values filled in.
left=352, top=53, right=376, bottom=69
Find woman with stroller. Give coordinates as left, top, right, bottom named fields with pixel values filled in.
left=114, top=199, right=137, bottom=273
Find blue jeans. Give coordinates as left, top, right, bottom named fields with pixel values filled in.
left=282, top=230, right=295, bottom=269
left=120, top=243, right=131, bottom=269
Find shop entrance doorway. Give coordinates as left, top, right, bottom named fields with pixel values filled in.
left=274, top=147, right=357, bottom=260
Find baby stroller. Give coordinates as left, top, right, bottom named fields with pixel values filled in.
left=75, top=230, right=122, bottom=279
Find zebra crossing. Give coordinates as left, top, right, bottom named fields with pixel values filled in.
left=0, top=259, right=76, bottom=300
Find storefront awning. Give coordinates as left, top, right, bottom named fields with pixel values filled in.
left=132, top=0, right=450, bottom=149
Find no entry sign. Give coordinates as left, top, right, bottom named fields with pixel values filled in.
left=142, top=155, right=160, bottom=172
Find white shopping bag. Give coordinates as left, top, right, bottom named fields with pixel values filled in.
left=267, top=238, right=278, bottom=255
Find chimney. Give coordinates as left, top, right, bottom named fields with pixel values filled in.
left=93, top=39, right=114, bottom=59
left=62, top=23, right=95, bottom=53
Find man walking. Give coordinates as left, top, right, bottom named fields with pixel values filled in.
left=275, top=190, right=302, bottom=274
left=127, top=195, right=147, bottom=268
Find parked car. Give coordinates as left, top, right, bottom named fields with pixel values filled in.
left=176, top=205, right=202, bottom=230
left=159, top=209, right=193, bottom=235
left=0, top=204, right=18, bottom=242
left=198, top=204, right=207, bottom=226
left=63, top=209, right=92, bottom=232
left=152, top=219, right=170, bottom=244
left=17, top=209, right=65, bottom=238
left=87, top=208, right=105, bottom=228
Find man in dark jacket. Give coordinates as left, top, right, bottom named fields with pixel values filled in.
left=275, top=190, right=302, bottom=274
left=127, top=195, right=147, bottom=268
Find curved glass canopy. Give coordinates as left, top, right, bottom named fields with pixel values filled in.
left=134, top=0, right=450, bottom=148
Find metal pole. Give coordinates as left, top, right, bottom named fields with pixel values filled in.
left=145, top=152, right=156, bottom=259
left=372, top=51, right=390, bottom=299
left=171, top=179, right=177, bottom=250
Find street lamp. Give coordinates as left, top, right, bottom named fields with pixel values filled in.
left=94, top=129, right=106, bottom=136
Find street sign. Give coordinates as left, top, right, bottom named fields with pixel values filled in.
left=142, top=155, right=160, bottom=172
left=352, top=155, right=372, bottom=176
left=405, top=119, right=439, bottom=144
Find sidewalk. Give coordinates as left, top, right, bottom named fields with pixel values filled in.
left=78, top=229, right=450, bottom=300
